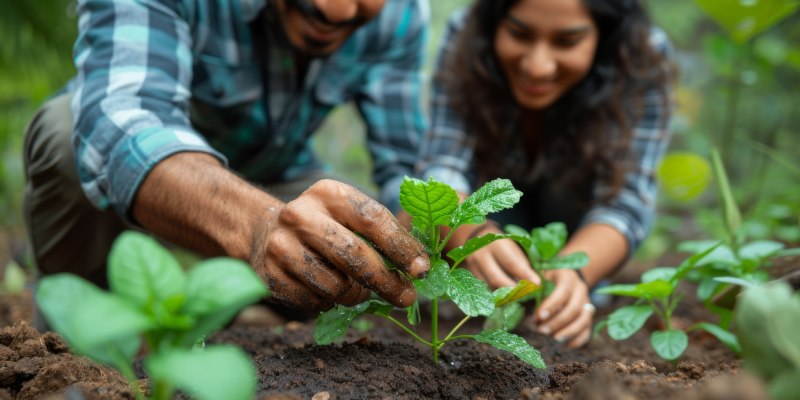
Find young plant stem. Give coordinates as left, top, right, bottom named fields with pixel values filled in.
left=431, top=298, right=440, bottom=363
left=109, top=347, right=144, bottom=400
left=152, top=379, right=173, bottom=400
left=382, top=315, right=432, bottom=346
left=442, top=316, right=471, bottom=343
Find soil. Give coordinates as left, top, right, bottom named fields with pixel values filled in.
left=0, top=253, right=797, bottom=399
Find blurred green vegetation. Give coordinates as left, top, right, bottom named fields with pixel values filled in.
left=1, top=0, right=798, bottom=262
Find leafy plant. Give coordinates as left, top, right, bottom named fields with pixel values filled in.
left=504, top=222, right=589, bottom=309
left=735, top=281, right=800, bottom=400
left=596, top=243, right=740, bottom=360
left=315, top=177, right=545, bottom=368
left=36, top=231, right=268, bottom=400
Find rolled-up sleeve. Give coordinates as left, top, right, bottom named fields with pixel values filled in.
left=72, top=0, right=225, bottom=219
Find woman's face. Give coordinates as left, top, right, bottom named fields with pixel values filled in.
left=494, top=0, right=598, bottom=110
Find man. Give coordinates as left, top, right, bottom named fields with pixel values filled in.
left=23, top=0, right=430, bottom=312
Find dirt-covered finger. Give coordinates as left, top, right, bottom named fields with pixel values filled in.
left=256, top=261, right=332, bottom=311
left=553, top=308, right=592, bottom=347
left=286, top=248, right=371, bottom=306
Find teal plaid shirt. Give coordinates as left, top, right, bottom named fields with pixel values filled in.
left=70, top=0, right=428, bottom=217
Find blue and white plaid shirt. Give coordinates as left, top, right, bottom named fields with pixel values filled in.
left=70, top=0, right=429, bottom=218
left=418, top=9, right=674, bottom=253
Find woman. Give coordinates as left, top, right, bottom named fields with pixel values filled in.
left=418, top=0, right=676, bottom=348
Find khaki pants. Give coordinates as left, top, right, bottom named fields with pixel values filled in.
left=23, top=93, right=358, bottom=288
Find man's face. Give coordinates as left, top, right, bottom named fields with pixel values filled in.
left=275, top=0, right=387, bottom=56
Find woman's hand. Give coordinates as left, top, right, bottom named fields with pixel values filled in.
left=532, top=269, right=594, bottom=348
left=452, top=222, right=540, bottom=287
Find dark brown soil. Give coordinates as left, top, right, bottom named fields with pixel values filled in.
left=0, top=254, right=796, bottom=399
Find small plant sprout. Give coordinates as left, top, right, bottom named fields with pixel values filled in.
left=596, top=243, right=741, bottom=361
left=314, top=177, right=545, bottom=368
left=504, top=222, right=589, bottom=309
left=36, top=231, right=269, bottom=400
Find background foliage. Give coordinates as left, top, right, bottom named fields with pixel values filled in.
left=1, top=0, right=798, bottom=261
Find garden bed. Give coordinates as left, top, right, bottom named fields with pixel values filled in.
left=1, top=255, right=797, bottom=399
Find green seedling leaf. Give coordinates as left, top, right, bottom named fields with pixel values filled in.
left=183, top=258, right=268, bottom=316
left=2, top=261, right=26, bottom=294
left=145, top=346, right=256, bottom=400
left=531, top=223, right=566, bottom=260
left=596, top=283, right=642, bottom=297
left=695, top=0, right=800, bottom=43
left=739, top=240, right=785, bottom=261
left=736, top=283, right=796, bottom=379
left=452, top=178, right=522, bottom=227
left=108, top=231, right=186, bottom=308
left=642, top=267, right=678, bottom=283
left=37, top=274, right=153, bottom=366
left=607, top=305, right=653, bottom=340
left=651, top=329, right=688, bottom=360
left=546, top=252, right=589, bottom=270
left=447, top=268, right=495, bottom=317
left=770, top=370, right=800, bottom=400
left=484, top=302, right=525, bottom=332
left=657, top=152, right=712, bottom=201
left=713, top=276, right=759, bottom=289
left=697, top=279, right=721, bottom=301
left=414, top=259, right=450, bottom=299
left=504, top=224, right=530, bottom=238
left=690, top=322, right=741, bottom=353
left=400, top=177, right=458, bottom=231
left=315, top=305, right=360, bottom=345
left=597, top=281, right=672, bottom=299
left=674, top=241, right=724, bottom=282
left=494, top=280, right=539, bottom=307
left=475, top=330, right=545, bottom=368
left=406, top=301, right=420, bottom=325
left=766, top=294, right=800, bottom=368
left=447, top=233, right=512, bottom=267
left=710, top=148, right=741, bottom=239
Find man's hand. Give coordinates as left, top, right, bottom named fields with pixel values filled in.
left=250, top=180, right=429, bottom=310
left=132, top=153, right=428, bottom=312
left=532, top=269, right=593, bottom=348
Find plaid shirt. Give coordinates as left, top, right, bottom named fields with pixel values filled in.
left=70, top=0, right=428, bottom=218
left=419, top=9, right=674, bottom=253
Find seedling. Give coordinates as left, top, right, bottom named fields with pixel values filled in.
left=596, top=243, right=741, bottom=360
left=504, top=222, right=589, bottom=309
left=36, top=231, right=268, bottom=400
left=315, top=177, right=545, bottom=368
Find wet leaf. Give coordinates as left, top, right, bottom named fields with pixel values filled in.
left=400, top=177, right=458, bottom=232
left=447, top=268, right=495, bottom=317
left=452, top=178, right=521, bottom=227
left=651, top=329, right=688, bottom=360
left=146, top=346, right=255, bottom=400
left=475, top=330, right=545, bottom=368
left=607, top=305, right=653, bottom=340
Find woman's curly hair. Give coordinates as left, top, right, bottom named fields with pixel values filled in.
left=444, top=0, right=677, bottom=200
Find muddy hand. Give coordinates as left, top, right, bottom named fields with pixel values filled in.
left=250, top=180, right=429, bottom=310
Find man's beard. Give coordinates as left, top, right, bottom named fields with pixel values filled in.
left=282, top=0, right=365, bottom=56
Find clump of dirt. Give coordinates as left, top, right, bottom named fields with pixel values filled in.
left=0, top=321, right=134, bottom=400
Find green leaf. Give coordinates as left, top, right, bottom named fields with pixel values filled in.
left=739, top=240, right=785, bottom=261
left=642, top=267, right=678, bottom=283
left=504, top=224, right=530, bottom=238
left=405, top=300, right=420, bottom=326
left=2, top=260, right=26, bottom=294
left=651, top=329, right=688, bottom=360
left=108, top=231, right=186, bottom=308
left=36, top=274, right=153, bottom=366
left=413, top=259, right=451, bottom=299
left=314, top=305, right=360, bottom=345
left=400, top=177, right=459, bottom=232
left=674, top=241, right=724, bottom=282
left=483, top=302, right=525, bottom=332
left=475, top=330, right=545, bottom=368
left=596, top=283, right=642, bottom=297
left=597, top=281, right=672, bottom=299
left=183, top=258, right=268, bottom=316
left=531, top=223, right=566, bottom=260
left=446, top=268, right=495, bottom=317
left=690, top=322, right=741, bottom=353
left=447, top=233, right=511, bottom=266
left=494, top=280, right=539, bottom=307
left=452, top=179, right=522, bottom=227
left=697, top=278, right=721, bottom=301
left=713, top=276, right=759, bottom=289
left=545, top=252, right=589, bottom=270
left=710, top=148, right=741, bottom=239
left=769, top=370, right=800, bottom=400
left=145, top=346, right=256, bottom=400
left=766, top=292, right=800, bottom=368
left=695, top=0, right=800, bottom=43
left=607, top=305, right=653, bottom=340
left=735, top=283, right=796, bottom=379
left=657, top=152, right=712, bottom=202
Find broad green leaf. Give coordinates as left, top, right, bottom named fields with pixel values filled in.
left=638, top=280, right=674, bottom=299
left=713, top=276, right=759, bottom=289
left=531, top=223, right=566, bottom=260
left=446, top=268, right=495, bottom=317
left=736, top=283, right=796, bottom=379
left=674, top=241, right=724, bottom=282
left=739, top=240, right=785, bottom=261
left=400, top=177, right=459, bottom=231
left=545, top=252, right=589, bottom=270
left=452, top=179, right=522, bottom=227
left=607, top=305, right=653, bottom=340
left=406, top=300, right=420, bottom=325
left=697, top=278, right=721, bottom=301
left=37, top=274, right=152, bottom=366
left=183, top=258, right=268, bottom=316
left=766, top=294, right=800, bottom=368
left=651, top=329, right=688, bottom=360
left=145, top=346, right=256, bottom=400
left=642, top=267, right=678, bottom=283
left=475, top=330, right=545, bottom=368
left=504, top=224, right=529, bottom=238
left=769, top=370, right=800, bottom=400
left=413, top=259, right=450, bottom=299
left=447, top=233, right=511, bottom=266
left=357, top=299, right=395, bottom=317
left=695, top=0, right=800, bottom=43
left=2, top=261, right=26, bottom=294
left=494, top=280, right=539, bottom=306
left=690, top=322, right=741, bottom=353
left=657, top=152, right=712, bottom=202
left=483, top=302, right=525, bottom=332
left=596, top=283, right=642, bottom=298
left=108, top=231, right=186, bottom=308
left=314, top=305, right=359, bottom=345
left=778, top=247, right=800, bottom=257
left=710, top=148, right=741, bottom=238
